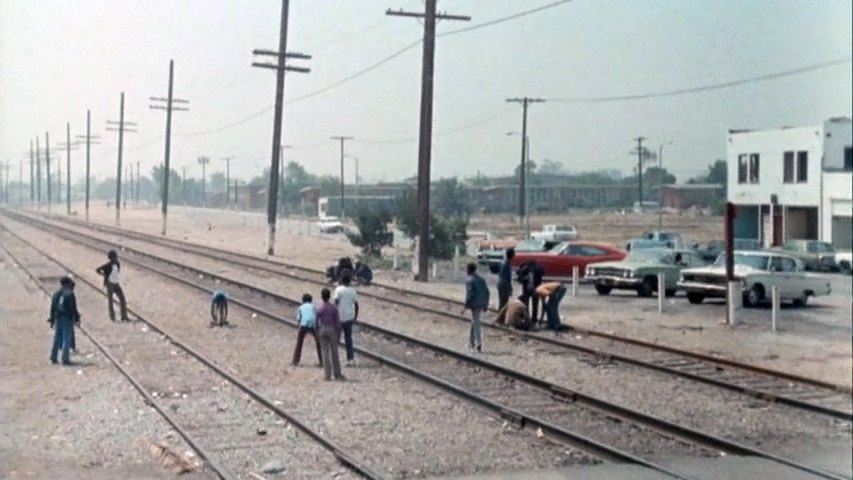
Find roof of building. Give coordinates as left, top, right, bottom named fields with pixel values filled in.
left=660, top=183, right=724, bottom=190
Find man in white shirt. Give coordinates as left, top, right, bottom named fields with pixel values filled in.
left=95, top=250, right=129, bottom=322
left=333, top=271, right=359, bottom=366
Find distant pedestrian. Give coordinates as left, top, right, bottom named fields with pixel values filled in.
left=536, top=281, right=568, bottom=331
left=210, top=289, right=229, bottom=327
left=316, top=288, right=345, bottom=381
left=95, top=250, right=128, bottom=321
left=462, top=263, right=490, bottom=352
left=291, top=293, right=322, bottom=367
left=497, top=247, right=516, bottom=310
left=495, top=295, right=531, bottom=331
left=49, top=276, right=81, bottom=365
left=333, top=272, right=359, bottom=366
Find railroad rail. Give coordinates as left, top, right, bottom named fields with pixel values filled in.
left=5, top=211, right=849, bottom=480
left=0, top=225, right=383, bottom=480
left=20, top=208, right=853, bottom=422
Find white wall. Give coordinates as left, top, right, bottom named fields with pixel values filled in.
left=822, top=170, right=853, bottom=242
left=727, top=125, right=823, bottom=207
left=823, top=117, right=853, bottom=170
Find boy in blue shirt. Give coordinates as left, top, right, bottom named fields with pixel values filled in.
left=211, top=289, right=229, bottom=327
left=291, top=293, right=322, bottom=366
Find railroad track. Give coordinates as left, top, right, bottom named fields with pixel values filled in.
left=23, top=208, right=853, bottom=422
left=0, top=227, right=382, bottom=480
left=5, top=210, right=849, bottom=480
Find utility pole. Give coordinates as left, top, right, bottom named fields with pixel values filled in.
left=106, top=92, right=137, bottom=226
left=506, top=97, right=544, bottom=234
left=135, top=161, right=140, bottom=204
left=252, top=0, right=311, bottom=255
left=75, top=110, right=101, bottom=222
left=330, top=136, right=353, bottom=218
left=633, top=136, right=646, bottom=208
left=198, top=156, right=210, bottom=207
left=35, top=137, right=42, bottom=208
left=55, top=122, right=79, bottom=215
left=45, top=132, right=52, bottom=214
left=150, top=59, right=190, bottom=235
left=387, top=1, right=470, bottom=282
left=222, top=157, right=233, bottom=208
left=56, top=153, right=61, bottom=206
left=181, top=167, right=187, bottom=206
left=29, top=140, right=34, bottom=202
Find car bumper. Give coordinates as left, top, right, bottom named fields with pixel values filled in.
left=589, top=276, right=642, bottom=288
left=677, top=281, right=727, bottom=297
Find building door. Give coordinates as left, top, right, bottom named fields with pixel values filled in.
left=832, top=216, right=853, bottom=251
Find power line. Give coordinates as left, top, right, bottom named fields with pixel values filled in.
left=547, top=57, right=853, bottom=103
left=438, top=0, right=573, bottom=37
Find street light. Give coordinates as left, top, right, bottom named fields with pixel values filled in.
left=658, top=140, right=673, bottom=231
left=507, top=131, right=531, bottom=239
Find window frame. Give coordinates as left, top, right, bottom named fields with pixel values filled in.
left=796, top=150, right=808, bottom=183
left=737, top=154, right=748, bottom=184
left=783, top=151, right=794, bottom=183
left=748, top=153, right=760, bottom=184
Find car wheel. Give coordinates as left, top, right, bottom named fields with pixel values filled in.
left=792, top=294, right=808, bottom=307
left=637, top=277, right=655, bottom=297
left=488, top=264, right=500, bottom=274
left=744, top=284, right=765, bottom=308
left=686, top=293, right=705, bottom=304
left=595, top=285, right=612, bottom=296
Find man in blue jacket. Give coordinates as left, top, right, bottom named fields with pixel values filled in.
left=49, top=276, right=81, bottom=365
left=462, top=263, right=490, bottom=352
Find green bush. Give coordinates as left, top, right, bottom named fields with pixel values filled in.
left=346, top=209, right=394, bottom=256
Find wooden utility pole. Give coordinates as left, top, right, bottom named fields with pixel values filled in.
left=198, top=156, right=210, bottom=207
left=633, top=136, right=646, bottom=207
left=75, top=110, right=101, bottom=222
left=506, top=97, right=544, bottom=230
left=29, top=140, right=34, bottom=202
left=150, top=60, right=189, bottom=235
left=222, top=157, right=233, bottom=208
left=55, top=123, right=79, bottom=215
left=330, top=136, right=353, bottom=217
left=106, top=92, right=137, bottom=226
left=252, top=0, right=311, bottom=255
left=181, top=167, right=187, bottom=206
left=387, top=1, right=470, bottom=281
left=35, top=137, right=42, bottom=208
left=45, top=132, right=52, bottom=214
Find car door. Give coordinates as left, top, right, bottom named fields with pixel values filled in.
left=779, top=257, right=802, bottom=298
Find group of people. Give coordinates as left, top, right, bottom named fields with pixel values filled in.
left=48, top=249, right=128, bottom=365
left=463, top=247, right=567, bottom=352
left=325, top=257, right=373, bottom=286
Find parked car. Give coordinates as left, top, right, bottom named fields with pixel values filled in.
left=778, top=239, right=838, bottom=272
left=530, top=224, right=579, bottom=242
left=477, top=239, right=560, bottom=273
left=693, top=240, right=725, bottom=264
left=642, top=231, right=686, bottom=249
left=317, top=216, right=345, bottom=234
left=586, top=249, right=706, bottom=297
left=678, top=250, right=832, bottom=307
left=511, top=241, right=626, bottom=278
left=625, top=239, right=669, bottom=252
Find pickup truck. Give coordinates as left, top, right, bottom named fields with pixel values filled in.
left=530, top=224, right=579, bottom=242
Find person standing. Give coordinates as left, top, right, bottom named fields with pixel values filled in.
left=333, top=272, right=359, bottom=366
left=291, top=293, right=322, bottom=367
left=536, top=281, right=568, bottom=331
left=316, top=288, right=345, bottom=381
left=95, top=250, right=128, bottom=322
left=49, top=276, right=81, bottom=365
left=462, top=263, right=490, bottom=352
left=497, top=247, right=515, bottom=310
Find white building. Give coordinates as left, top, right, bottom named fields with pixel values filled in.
left=727, top=117, right=852, bottom=251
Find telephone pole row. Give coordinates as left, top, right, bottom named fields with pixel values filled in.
left=106, top=92, right=137, bottom=226
left=632, top=136, right=647, bottom=207
left=387, top=0, right=470, bottom=282
left=150, top=59, right=190, bottom=235
left=252, top=0, right=312, bottom=256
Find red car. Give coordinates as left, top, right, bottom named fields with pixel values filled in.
left=511, top=241, right=627, bottom=277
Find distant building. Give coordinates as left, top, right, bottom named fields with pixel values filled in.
left=727, top=117, right=852, bottom=251
left=657, top=184, right=724, bottom=209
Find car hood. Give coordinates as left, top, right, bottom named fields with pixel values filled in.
left=681, top=265, right=760, bottom=276
left=590, top=259, right=663, bottom=270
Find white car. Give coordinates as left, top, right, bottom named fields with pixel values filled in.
left=678, top=250, right=832, bottom=307
left=317, top=216, right=345, bottom=234
left=530, top=224, right=579, bottom=242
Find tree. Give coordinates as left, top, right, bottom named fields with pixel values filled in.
left=643, top=166, right=677, bottom=187
left=688, top=160, right=727, bottom=185
left=513, top=159, right=538, bottom=178
left=346, top=209, right=394, bottom=256
left=394, top=186, right=468, bottom=260
left=395, top=188, right=419, bottom=240
left=150, top=165, right=182, bottom=203
left=432, top=177, right=470, bottom=217
left=537, top=158, right=566, bottom=175
left=209, top=172, right=226, bottom=193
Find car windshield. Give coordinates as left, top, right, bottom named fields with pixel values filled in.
left=628, top=250, right=670, bottom=263
left=714, top=253, right=769, bottom=270
left=516, top=240, right=545, bottom=251
left=549, top=242, right=569, bottom=253
left=807, top=242, right=834, bottom=253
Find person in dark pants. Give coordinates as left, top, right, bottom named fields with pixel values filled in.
left=462, top=263, right=490, bottom=352
left=333, top=272, right=359, bottom=366
left=95, top=250, right=128, bottom=321
left=497, top=247, right=516, bottom=310
left=517, top=261, right=544, bottom=327
left=49, top=276, right=81, bottom=365
left=291, top=293, right=322, bottom=366
left=210, top=289, right=229, bottom=326
left=536, top=281, right=568, bottom=331
left=316, top=288, right=345, bottom=381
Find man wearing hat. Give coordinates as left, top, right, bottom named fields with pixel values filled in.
left=49, top=276, right=81, bottom=365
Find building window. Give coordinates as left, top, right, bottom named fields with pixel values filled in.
left=783, top=151, right=794, bottom=183
left=796, top=151, right=808, bottom=182
left=749, top=153, right=760, bottom=183
left=738, top=154, right=748, bottom=183
left=845, top=146, right=852, bottom=170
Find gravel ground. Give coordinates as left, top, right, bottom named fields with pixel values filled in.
left=27, top=205, right=852, bottom=387
left=35, top=216, right=850, bottom=460
left=0, top=243, right=210, bottom=480
left=7, top=219, right=595, bottom=479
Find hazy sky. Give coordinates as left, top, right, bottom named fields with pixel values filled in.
left=1, top=0, right=851, bottom=186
